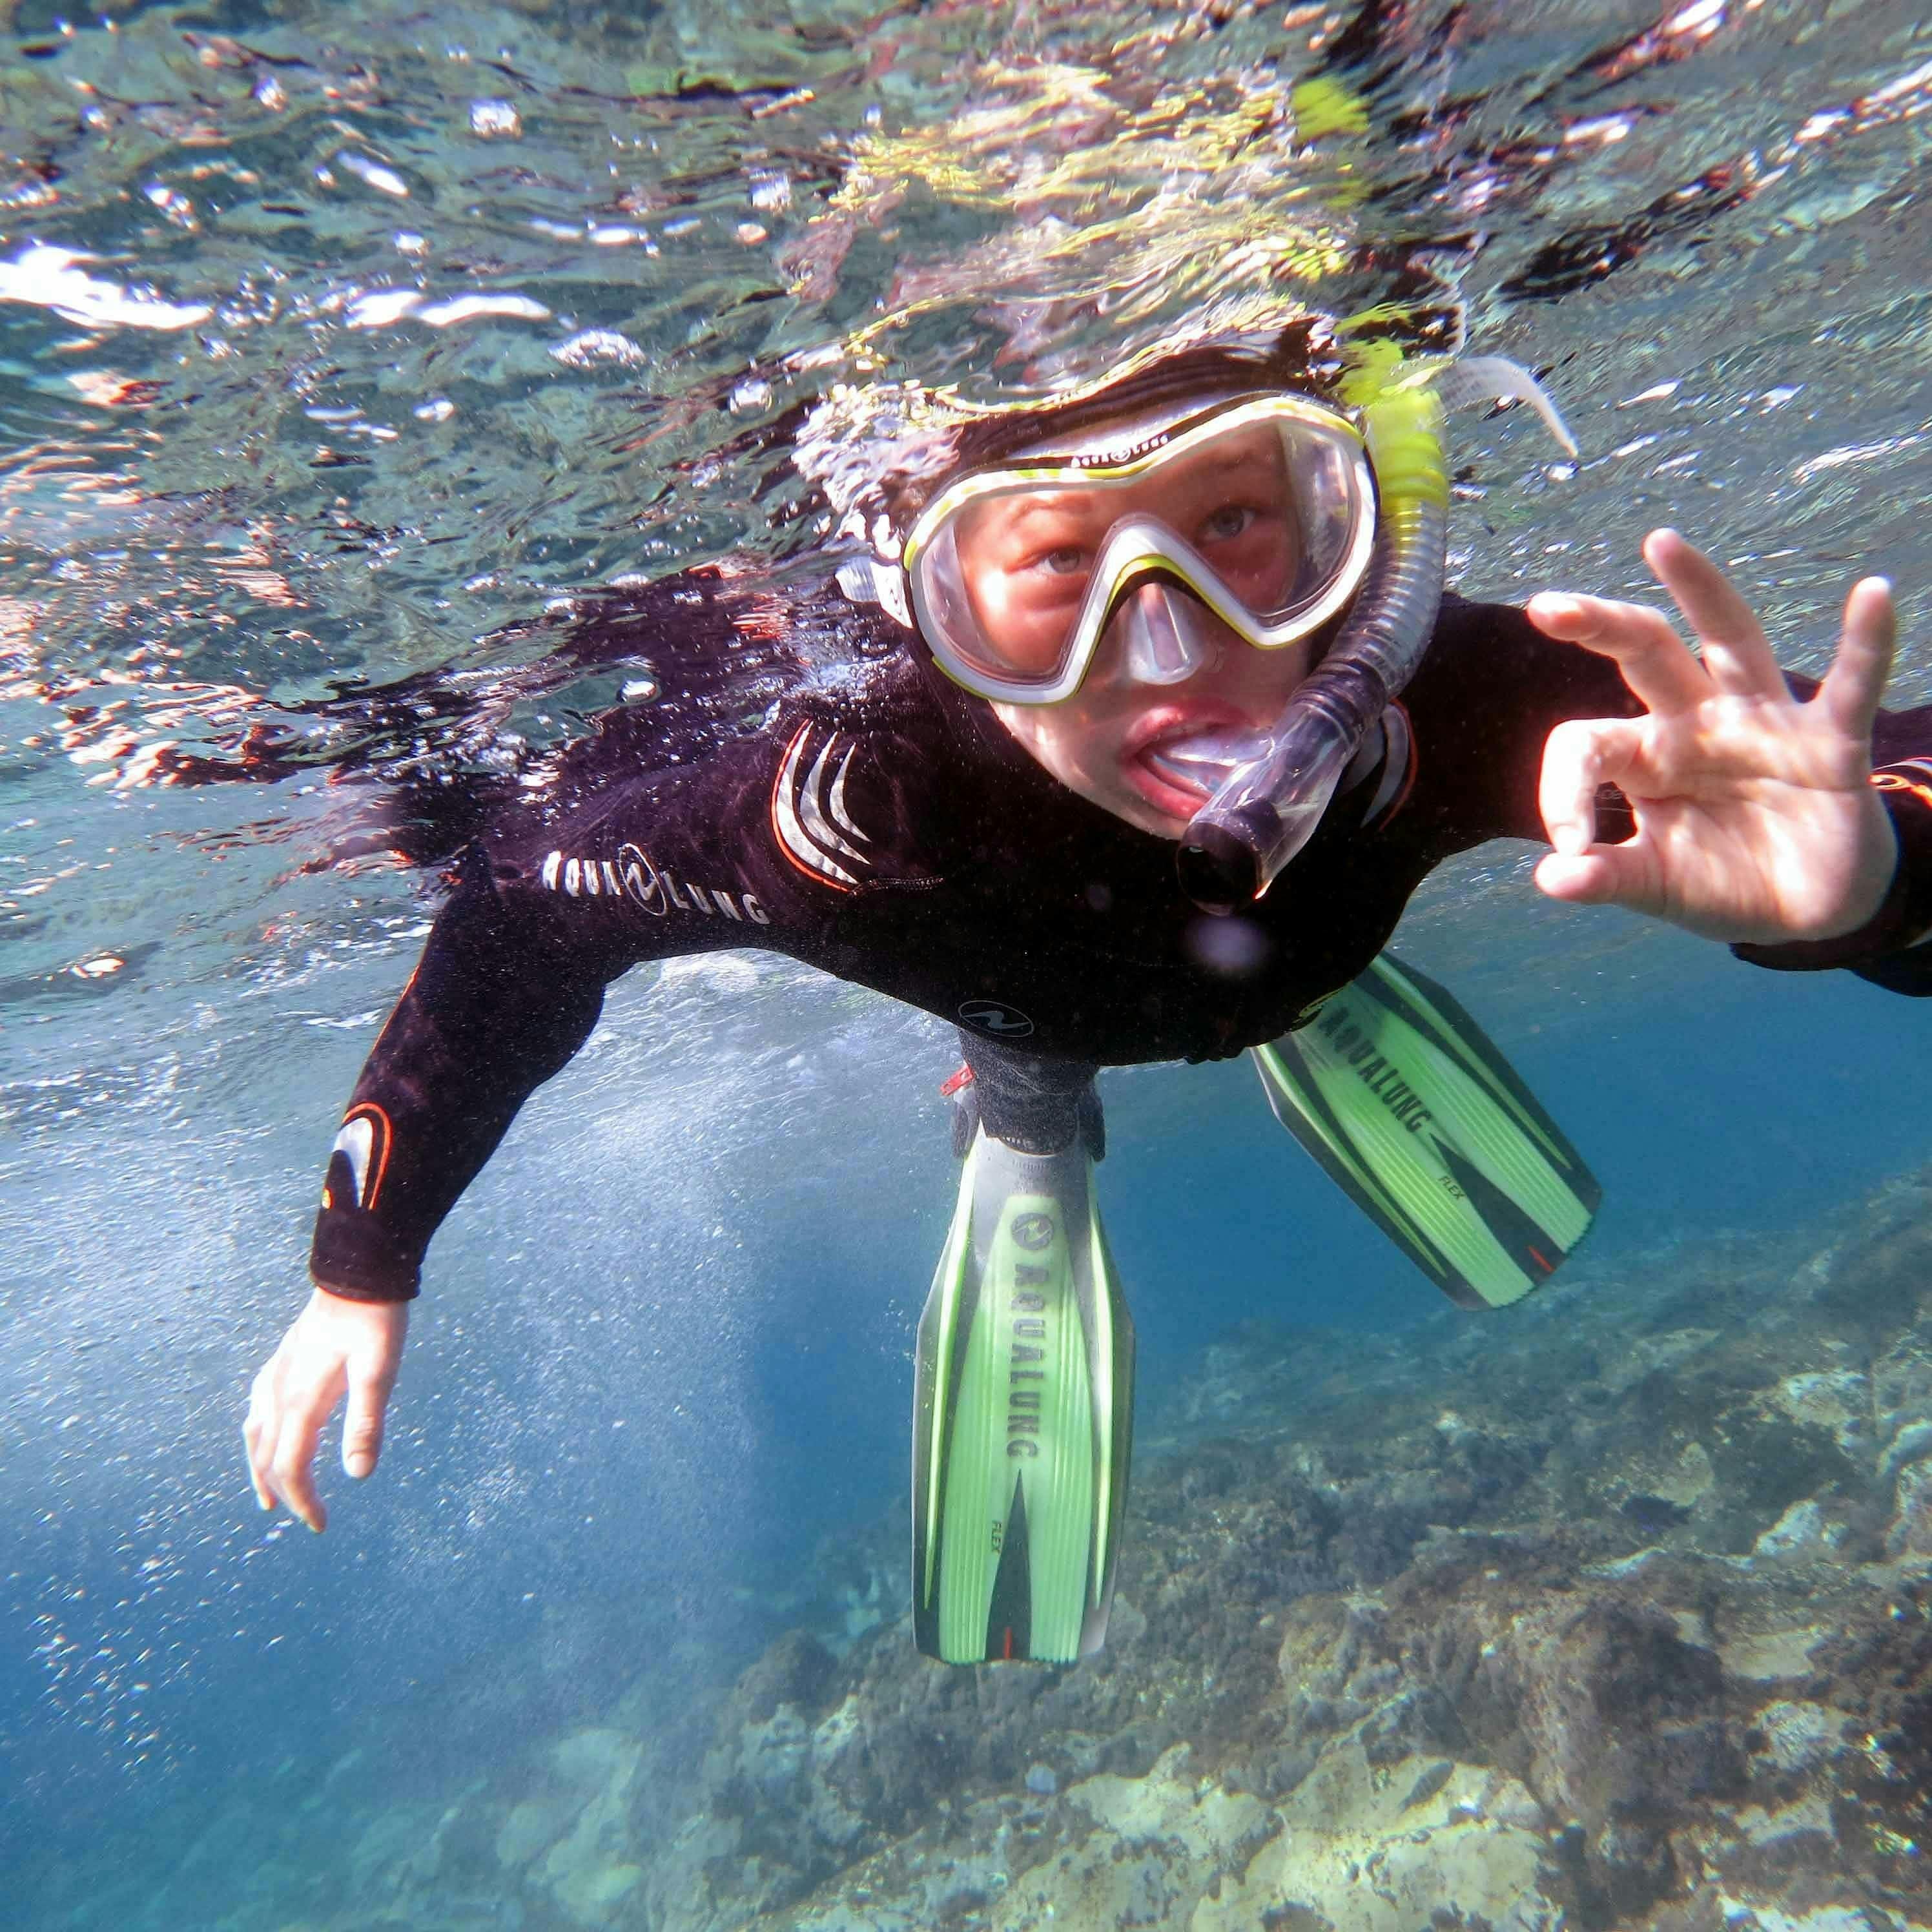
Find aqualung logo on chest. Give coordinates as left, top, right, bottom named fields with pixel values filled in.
left=1314, top=1005, right=1434, bottom=1133
left=539, top=843, right=768, bottom=925
left=1005, top=1209, right=1054, bottom=1461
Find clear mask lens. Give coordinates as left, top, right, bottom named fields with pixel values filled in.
left=903, top=394, right=1375, bottom=706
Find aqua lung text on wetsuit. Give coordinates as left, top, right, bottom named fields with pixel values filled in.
left=539, top=841, right=770, bottom=925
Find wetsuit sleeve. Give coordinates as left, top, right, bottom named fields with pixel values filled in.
left=1398, top=597, right=1643, bottom=853
left=308, top=847, right=628, bottom=1301
left=303, top=637, right=956, bottom=1299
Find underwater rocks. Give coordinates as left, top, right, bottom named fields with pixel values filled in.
left=119, top=1166, right=1932, bottom=1932
left=624, top=1170, right=1932, bottom=1932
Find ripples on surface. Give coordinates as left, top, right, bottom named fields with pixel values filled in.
left=3, top=0, right=1931, bottom=1918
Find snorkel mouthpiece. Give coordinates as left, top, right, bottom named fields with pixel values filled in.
left=1176, top=642, right=1415, bottom=911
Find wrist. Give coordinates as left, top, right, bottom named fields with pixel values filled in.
left=310, top=1271, right=417, bottom=1306
left=1736, top=794, right=1924, bottom=972
left=311, top=1196, right=423, bottom=1301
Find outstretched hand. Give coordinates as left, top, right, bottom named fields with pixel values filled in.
left=244, top=1287, right=407, bottom=1532
left=1528, top=529, right=1900, bottom=945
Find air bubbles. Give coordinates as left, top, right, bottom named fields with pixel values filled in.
left=142, top=183, right=195, bottom=227
left=345, top=287, right=419, bottom=329
left=334, top=150, right=410, bottom=200
left=469, top=99, right=522, bottom=139
left=415, top=293, right=550, bottom=327
left=550, top=329, right=645, bottom=369
left=0, top=243, right=211, bottom=329
left=747, top=169, right=792, bottom=214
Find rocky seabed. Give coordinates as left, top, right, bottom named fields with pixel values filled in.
left=41, top=1167, right=1932, bottom=1932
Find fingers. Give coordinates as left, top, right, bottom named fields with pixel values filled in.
left=1526, top=586, right=1709, bottom=717
left=269, top=1370, right=339, bottom=1534
left=1534, top=719, right=1668, bottom=916
left=243, top=1328, right=345, bottom=1534
left=1818, top=575, right=1896, bottom=743
left=342, top=1353, right=398, bottom=1480
left=243, top=1372, right=276, bottom=1512
left=1532, top=529, right=1801, bottom=714
left=1643, top=528, right=1785, bottom=699
left=244, top=1291, right=409, bottom=1530
left=1539, top=716, right=1645, bottom=856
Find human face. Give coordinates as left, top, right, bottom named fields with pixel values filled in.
left=989, top=587, right=1317, bottom=838
left=957, top=425, right=1317, bottom=837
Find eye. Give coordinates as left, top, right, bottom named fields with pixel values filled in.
left=1199, top=504, right=1256, bottom=544
left=1033, top=544, right=1089, bottom=576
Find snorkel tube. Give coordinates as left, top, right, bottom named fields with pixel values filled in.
left=1177, top=349, right=1446, bottom=914
left=1176, top=351, right=1577, bottom=913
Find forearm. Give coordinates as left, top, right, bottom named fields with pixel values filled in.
left=311, top=849, right=619, bottom=1299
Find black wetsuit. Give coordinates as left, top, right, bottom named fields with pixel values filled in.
left=310, top=573, right=1932, bottom=1301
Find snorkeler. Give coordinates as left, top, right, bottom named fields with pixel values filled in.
left=245, top=320, right=1918, bottom=1664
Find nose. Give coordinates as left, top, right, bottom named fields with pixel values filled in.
left=1109, top=582, right=1226, bottom=688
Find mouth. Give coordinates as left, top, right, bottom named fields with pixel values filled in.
left=1126, top=713, right=1272, bottom=814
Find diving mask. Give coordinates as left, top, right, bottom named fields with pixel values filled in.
left=894, top=392, right=1378, bottom=706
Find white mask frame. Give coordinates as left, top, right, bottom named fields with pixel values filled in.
left=894, top=391, right=1379, bottom=707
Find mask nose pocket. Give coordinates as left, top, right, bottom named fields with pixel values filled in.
left=1115, top=584, right=1224, bottom=686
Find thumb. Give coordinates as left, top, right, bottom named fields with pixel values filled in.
left=1534, top=839, right=1666, bottom=916
left=342, top=1364, right=394, bottom=1479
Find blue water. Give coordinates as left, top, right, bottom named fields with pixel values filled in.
left=5, top=1, right=1932, bottom=1926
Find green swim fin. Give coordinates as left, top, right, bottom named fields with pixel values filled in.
left=1253, top=952, right=1601, bottom=1311
left=912, top=1127, right=1135, bottom=1665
